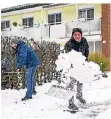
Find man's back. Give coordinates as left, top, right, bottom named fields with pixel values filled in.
left=16, top=40, right=40, bottom=69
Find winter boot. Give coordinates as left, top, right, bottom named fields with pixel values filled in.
left=76, top=81, right=86, bottom=104
left=102, top=72, right=108, bottom=78
left=33, top=90, right=37, bottom=95
left=21, top=96, right=32, bottom=101
left=68, top=96, right=79, bottom=110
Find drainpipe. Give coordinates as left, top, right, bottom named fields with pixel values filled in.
left=41, top=8, right=44, bottom=41
left=94, top=41, right=96, bottom=53
left=76, top=4, right=78, bottom=28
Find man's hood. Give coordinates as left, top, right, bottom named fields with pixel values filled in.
left=16, top=40, right=26, bottom=50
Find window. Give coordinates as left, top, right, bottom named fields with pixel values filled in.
left=48, top=13, right=61, bottom=25
left=78, top=8, right=94, bottom=21
left=22, top=17, right=33, bottom=27
left=88, top=41, right=94, bottom=52
left=88, top=41, right=102, bottom=53
left=87, top=9, right=94, bottom=20
left=78, top=10, right=86, bottom=19
left=56, top=13, right=61, bottom=24
left=95, top=41, right=102, bottom=52
left=1, top=21, right=10, bottom=30
left=48, top=14, right=55, bottom=25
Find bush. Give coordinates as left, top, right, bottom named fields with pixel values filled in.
left=88, top=52, right=110, bottom=72
left=1, top=36, right=61, bottom=89
left=29, top=39, right=61, bottom=73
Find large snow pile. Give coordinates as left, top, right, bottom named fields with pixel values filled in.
left=55, top=50, right=102, bottom=85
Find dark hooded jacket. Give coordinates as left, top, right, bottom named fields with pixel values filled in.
left=64, top=29, right=89, bottom=60
left=16, top=40, right=40, bottom=69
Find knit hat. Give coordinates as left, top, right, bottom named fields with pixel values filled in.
left=11, top=38, right=20, bottom=45
left=72, top=28, right=83, bottom=37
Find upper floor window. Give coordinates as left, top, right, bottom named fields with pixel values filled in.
left=1, top=21, right=10, bottom=30
left=22, top=17, right=33, bottom=27
left=78, top=8, right=94, bottom=21
left=48, top=13, right=61, bottom=25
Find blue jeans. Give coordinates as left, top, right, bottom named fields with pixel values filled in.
left=26, top=66, right=37, bottom=97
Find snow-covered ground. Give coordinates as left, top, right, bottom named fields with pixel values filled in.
left=1, top=72, right=111, bottom=119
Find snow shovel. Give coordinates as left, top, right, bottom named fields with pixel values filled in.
left=46, top=77, right=77, bottom=100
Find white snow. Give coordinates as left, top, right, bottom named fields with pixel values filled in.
left=96, top=106, right=111, bottom=119
left=55, top=50, right=102, bottom=85
left=1, top=50, right=111, bottom=119
left=1, top=72, right=111, bottom=119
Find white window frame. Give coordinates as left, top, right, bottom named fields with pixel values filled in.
left=78, top=7, right=94, bottom=21
left=22, top=17, right=34, bottom=28
left=48, top=12, right=62, bottom=25
left=1, top=20, right=10, bottom=30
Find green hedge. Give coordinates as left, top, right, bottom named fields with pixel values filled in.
left=88, top=52, right=110, bottom=72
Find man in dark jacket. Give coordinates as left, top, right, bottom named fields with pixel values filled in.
left=64, top=28, right=89, bottom=110
left=65, top=28, right=89, bottom=60
left=11, top=40, right=40, bottom=101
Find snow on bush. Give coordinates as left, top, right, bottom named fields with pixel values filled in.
left=55, top=50, right=102, bottom=85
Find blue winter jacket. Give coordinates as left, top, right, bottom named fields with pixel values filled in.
left=16, top=40, right=40, bottom=69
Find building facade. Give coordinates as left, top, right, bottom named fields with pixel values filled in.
left=1, top=3, right=111, bottom=70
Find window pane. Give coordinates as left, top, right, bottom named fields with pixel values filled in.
left=22, top=19, right=27, bottom=26
left=95, top=41, right=102, bottom=53
left=1, top=22, right=5, bottom=30
left=6, top=21, right=10, bottom=28
left=56, top=13, right=61, bottom=24
left=28, top=18, right=33, bottom=27
left=48, top=14, right=55, bottom=25
left=78, top=10, right=86, bottom=18
left=87, top=9, right=94, bottom=20
left=48, top=15, right=51, bottom=24
left=88, top=41, right=94, bottom=52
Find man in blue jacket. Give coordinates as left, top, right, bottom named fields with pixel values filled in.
left=11, top=39, right=40, bottom=101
